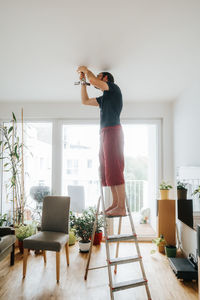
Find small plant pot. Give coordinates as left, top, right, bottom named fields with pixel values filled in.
left=69, top=229, right=76, bottom=246
left=18, top=240, right=24, bottom=254
left=78, top=240, right=91, bottom=253
left=177, top=189, right=187, bottom=200
left=93, top=231, right=103, bottom=245
left=160, top=189, right=169, bottom=200
left=165, top=245, right=177, bottom=257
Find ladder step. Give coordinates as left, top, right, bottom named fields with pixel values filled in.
left=109, top=255, right=142, bottom=266
left=112, top=278, right=147, bottom=292
left=107, top=233, right=136, bottom=242
left=106, top=214, right=128, bottom=218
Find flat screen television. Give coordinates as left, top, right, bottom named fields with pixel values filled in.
left=177, top=199, right=193, bottom=229
left=177, top=166, right=200, bottom=231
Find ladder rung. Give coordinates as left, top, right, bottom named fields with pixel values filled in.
left=109, top=255, right=142, bottom=266
left=112, top=278, right=147, bottom=292
left=107, top=233, right=136, bottom=242
left=106, top=214, right=128, bottom=218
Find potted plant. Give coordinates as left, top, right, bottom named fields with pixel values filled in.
left=69, top=211, right=76, bottom=246
left=0, top=111, right=26, bottom=225
left=151, top=234, right=177, bottom=257
left=16, top=224, right=36, bottom=253
left=87, top=207, right=104, bottom=245
left=74, top=211, right=93, bottom=253
left=192, top=185, right=200, bottom=198
left=159, top=181, right=173, bottom=200
left=177, top=181, right=187, bottom=200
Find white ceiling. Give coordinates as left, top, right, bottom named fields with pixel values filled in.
left=0, top=0, right=200, bottom=103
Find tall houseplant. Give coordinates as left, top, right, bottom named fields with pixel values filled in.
left=0, top=111, right=25, bottom=225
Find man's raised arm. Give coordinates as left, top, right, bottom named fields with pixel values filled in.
left=77, top=66, right=109, bottom=91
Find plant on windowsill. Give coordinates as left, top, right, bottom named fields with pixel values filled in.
left=151, top=234, right=177, bottom=257
left=15, top=224, right=36, bottom=253
left=177, top=181, right=188, bottom=200
left=159, top=181, right=173, bottom=200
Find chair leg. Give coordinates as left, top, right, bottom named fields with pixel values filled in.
left=56, top=252, right=60, bottom=282
left=65, top=242, right=69, bottom=266
left=23, top=248, right=28, bottom=278
left=43, top=250, right=47, bottom=264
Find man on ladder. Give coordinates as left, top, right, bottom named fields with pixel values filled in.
left=77, top=66, right=126, bottom=217
left=77, top=66, right=151, bottom=300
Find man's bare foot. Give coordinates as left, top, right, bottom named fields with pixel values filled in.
left=106, top=206, right=126, bottom=216
left=105, top=204, right=117, bottom=213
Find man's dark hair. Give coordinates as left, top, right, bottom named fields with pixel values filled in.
left=102, top=72, right=114, bottom=83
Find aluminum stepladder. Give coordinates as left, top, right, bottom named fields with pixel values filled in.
left=84, top=180, right=152, bottom=300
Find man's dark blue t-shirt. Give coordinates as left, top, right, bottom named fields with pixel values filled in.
left=96, top=82, right=123, bottom=129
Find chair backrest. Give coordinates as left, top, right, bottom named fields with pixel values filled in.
left=41, top=196, right=70, bottom=234
left=67, top=185, right=85, bottom=213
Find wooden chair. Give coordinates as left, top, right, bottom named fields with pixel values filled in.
left=23, top=196, right=70, bottom=282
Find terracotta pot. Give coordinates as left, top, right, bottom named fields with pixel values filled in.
left=93, top=231, right=103, bottom=245
left=18, top=240, right=24, bottom=254
left=160, top=189, right=169, bottom=200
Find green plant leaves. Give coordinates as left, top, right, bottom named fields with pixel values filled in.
left=8, top=126, right=13, bottom=134
left=12, top=112, right=16, bottom=122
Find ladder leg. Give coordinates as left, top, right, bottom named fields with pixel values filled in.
left=114, top=217, right=122, bottom=274
left=125, top=195, right=152, bottom=299
left=100, top=185, right=114, bottom=300
left=84, top=196, right=101, bottom=280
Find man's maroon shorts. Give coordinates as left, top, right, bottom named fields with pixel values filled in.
left=99, top=124, right=125, bottom=186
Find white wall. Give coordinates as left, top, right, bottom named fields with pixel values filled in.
left=173, top=82, right=200, bottom=256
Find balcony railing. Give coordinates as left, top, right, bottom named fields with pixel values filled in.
left=125, top=180, right=147, bottom=212
left=64, top=178, right=147, bottom=213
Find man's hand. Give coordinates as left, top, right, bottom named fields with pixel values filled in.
left=79, top=72, right=86, bottom=81
left=77, top=66, right=88, bottom=75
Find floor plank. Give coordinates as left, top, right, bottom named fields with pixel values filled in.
left=0, top=242, right=198, bottom=300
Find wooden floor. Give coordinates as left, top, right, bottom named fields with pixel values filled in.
left=0, top=242, right=198, bottom=300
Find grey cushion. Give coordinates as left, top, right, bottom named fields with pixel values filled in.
left=23, top=231, right=69, bottom=252
left=0, top=235, right=16, bottom=254
left=41, top=196, right=70, bottom=234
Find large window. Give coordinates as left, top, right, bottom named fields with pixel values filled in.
left=62, top=125, right=100, bottom=209
left=24, top=123, right=52, bottom=223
